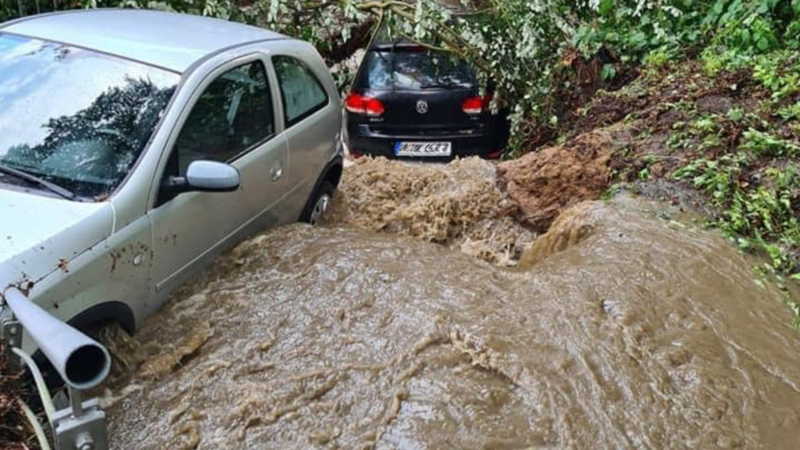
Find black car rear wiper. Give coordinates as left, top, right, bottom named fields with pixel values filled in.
left=421, top=81, right=469, bottom=89
left=420, top=82, right=451, bottom=89
left=0, top=164, right=77, bottom=200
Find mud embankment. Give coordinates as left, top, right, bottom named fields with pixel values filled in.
left=498, top=130, right=615, bottom=231
left=104, top=190, right=800, bottom=449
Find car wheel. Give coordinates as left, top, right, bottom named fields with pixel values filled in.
left=301, top=180, right=335, bottom=226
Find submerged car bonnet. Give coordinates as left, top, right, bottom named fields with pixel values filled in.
left=0, top=189, right=114, bottom=290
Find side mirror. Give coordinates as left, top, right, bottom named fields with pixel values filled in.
left=186, top=160, right=240, bottom=192
left=163, top=160, right=240, bottom=194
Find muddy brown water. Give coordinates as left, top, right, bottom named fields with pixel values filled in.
left=325, top=157, right=537, bottom=266
left=101, top=160, right=800, bottom=449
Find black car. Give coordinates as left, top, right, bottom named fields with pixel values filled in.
left=344, top=41, right=509, bottom=160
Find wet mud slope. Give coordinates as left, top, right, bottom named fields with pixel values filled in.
left=105, top=197, right=800, bottom=449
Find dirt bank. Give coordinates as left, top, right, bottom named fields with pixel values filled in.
left=498, top=63, right=772, bottom=229
left=104, top=196, right=800, bottom=449
left=499, top=61, right=800, bottom=288
left=498, top=130, right=614, bottom=231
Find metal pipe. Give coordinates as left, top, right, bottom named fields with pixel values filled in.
left=3, top=287, right=111, bottom=390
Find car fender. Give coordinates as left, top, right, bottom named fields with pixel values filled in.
left=18, top=214, right=153, bottom=353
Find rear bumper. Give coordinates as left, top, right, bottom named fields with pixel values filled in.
left=345, top=123, right=508, bottom=160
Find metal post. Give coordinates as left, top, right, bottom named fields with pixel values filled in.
left=2, top=288, right=110, bottom=450
left=69, top=387, right=84, bottom=418
left=1, top=316, right=22, bottom=373
left=53, top=389, right=108, bottom=450
left=16, top=0, right=23, bottom=17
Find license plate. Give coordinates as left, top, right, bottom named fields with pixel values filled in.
left=394, top=141, right=452, bottom=157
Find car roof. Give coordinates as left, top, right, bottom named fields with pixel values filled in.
left=0, top=9, right=288, bottom=73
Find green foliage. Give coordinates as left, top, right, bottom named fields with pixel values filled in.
left=600, top=182, right=624, bottom=201
left=637, top=154, right=661, bottom=180
left=700, top=0, right=800, bottom=78
left=643, top=48, right=672, bottom=69
left=601, top=63, right=617, bottom=81
left=728, top=168, right=800, bottom=238
left=674, top=148, right=800, bottom=276
left=673, top=153, right=748, bottom=206
left=4, top=0, right=799, bottom=142
left=741, top=129, right=800, bottom=156
left=571, top=0, right=705, bottom=62
left=752, top=51, right=800, bottom=98
left=727, top=107, right=746, bottom=121
left=776, top=102, right=800, bottom=121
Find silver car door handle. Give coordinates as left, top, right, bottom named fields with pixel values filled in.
left=271, top=163, right=284, bottom=181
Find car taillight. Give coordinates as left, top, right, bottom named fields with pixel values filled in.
left=462, top=95, right=493, bottom=115
left=486, top=149, right=504, bottom=159
left=345, top=93, right=385, bottom=117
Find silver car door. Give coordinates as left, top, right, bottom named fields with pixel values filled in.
left=270, top=51, right=339, bottom=221
left=147, top=56, right=288, bottom=308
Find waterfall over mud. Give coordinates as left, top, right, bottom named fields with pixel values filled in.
left=103, top=185, right=800, bottom=449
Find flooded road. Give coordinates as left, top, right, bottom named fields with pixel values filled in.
left=103, top=159, right=800, bottom=449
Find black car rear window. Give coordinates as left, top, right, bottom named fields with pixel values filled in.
left=361, top=49, right=476, bottom=90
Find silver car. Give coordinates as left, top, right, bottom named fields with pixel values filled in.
left=0, top=9, right=343, bottom=350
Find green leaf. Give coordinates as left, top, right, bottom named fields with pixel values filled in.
left=599, top=0, right=614, bottom=17
left=601, top=63, right=617, bottom=81
left=629, top=31, right=647, bottom=46
left=756, top=37, right=770, bottom=51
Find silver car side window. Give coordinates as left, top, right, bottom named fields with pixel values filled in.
left=273, top=56, right=328, bottom=128
left=172, top=60, right=274, bottom=175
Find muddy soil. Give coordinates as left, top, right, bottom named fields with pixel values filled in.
left=507, top=61, right=800, bottom=273
left=103, top=193, right=800, bottom=449
left=498, top=130, right=614, bottom=231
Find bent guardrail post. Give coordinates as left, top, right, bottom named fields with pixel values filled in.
left=1, top=287, right=110, bottom=450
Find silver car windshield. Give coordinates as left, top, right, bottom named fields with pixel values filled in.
left=0, top=33, right=179, bottom=199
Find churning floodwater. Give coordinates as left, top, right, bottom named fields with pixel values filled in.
left=101, top=159, right=800, bottom=449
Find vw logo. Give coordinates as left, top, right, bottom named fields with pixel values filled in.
left=416, top=100, right=429, bottom=115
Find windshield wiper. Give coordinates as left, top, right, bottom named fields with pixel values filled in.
left=421, top=81, right=468, bottom=89
left=0, top=164, right=77, bottom=200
